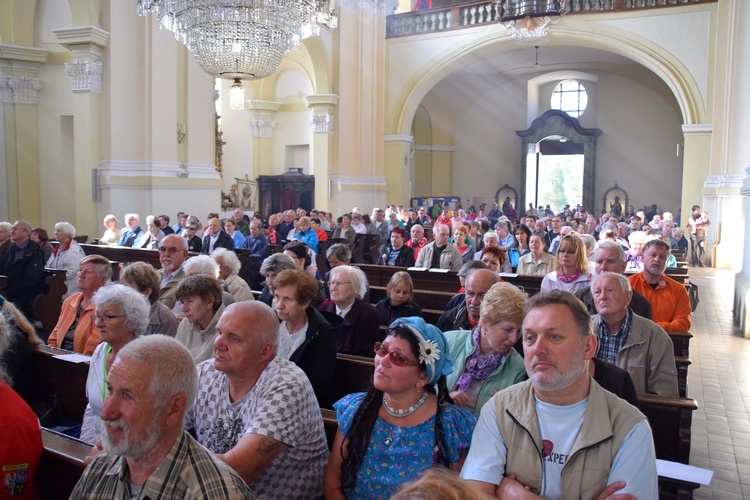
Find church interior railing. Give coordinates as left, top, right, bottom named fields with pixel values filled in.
left=386, top=0, right=717, bottom=39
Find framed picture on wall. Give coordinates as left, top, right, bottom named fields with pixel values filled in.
left=231, top=178, right=258, bottom=211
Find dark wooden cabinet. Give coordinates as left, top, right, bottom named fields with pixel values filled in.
left=257, top=168, right=315, bottom=215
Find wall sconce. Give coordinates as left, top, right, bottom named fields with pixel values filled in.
left=177, top=123, right=187, bottom=144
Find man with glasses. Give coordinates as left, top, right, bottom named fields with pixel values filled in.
left=158, top=235, right=189, bottom=310
left=117, top=213, right=145, bottom=248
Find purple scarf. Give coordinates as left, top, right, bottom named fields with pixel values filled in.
left=455, top=327, right=504, bottom=392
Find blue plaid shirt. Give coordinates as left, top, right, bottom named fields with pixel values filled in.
left=596, top=308, right=633, bottom=365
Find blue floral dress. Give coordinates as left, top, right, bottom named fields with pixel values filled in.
left=334, top=392, right=477, bottom=499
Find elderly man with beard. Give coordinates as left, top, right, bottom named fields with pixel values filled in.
left=73, top=335, right=252, bottom=499
left=461, top=290, right=657, bottom=499
left=158, top=235, right=189, bottom=310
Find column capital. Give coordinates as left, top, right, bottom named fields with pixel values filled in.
left=339, top=0, right=399, bottom=16
left=65, top=59, right=103, bottom=93
left=311, top=113, right=334, bottom=133
left=0, top=76, right=42, bottom=104
left=252, top=119, right=276, bottom=138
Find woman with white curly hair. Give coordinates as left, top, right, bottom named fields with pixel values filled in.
left=47, top=221, right=86, bottom=298
left=79, top=283, right=150, bottom=445
left=211, top=248, right=254, bottom=302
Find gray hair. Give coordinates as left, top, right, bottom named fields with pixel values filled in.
left=0, top=317, right=11, bottom=384
left=591, top=271, right=632, bottom=295
left=92, top=283, right=150, bottom=336
left=55, top=222, right=77, bottom=238
left=594, top=241, right=626, bottom=263
left=183, top=255, right=220, bottom=278
left=211, top=248, right=241, bottom=276
left=117, top=335, right=198, bottom=411
left=483, top=231, right=499, bottom=243
left=125, top=213, right=139, bottom=223
left=326, top=243, right=352, bottom=263
left=579, top=233, right=596, bottom=252
left=260, top=253, right=297, bottom=275
left=0, top=222, right=11, bottom=234
left=458, top=259, right=488, bottom=278
left=330, top=265, right=368, bottom=300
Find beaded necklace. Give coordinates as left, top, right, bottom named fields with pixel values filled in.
left=382, top=392, right=427, bottom=418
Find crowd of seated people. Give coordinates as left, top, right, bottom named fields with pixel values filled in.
left=0, top=199, right=697, bottom=498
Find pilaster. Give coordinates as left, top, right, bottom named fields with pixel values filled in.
left=53, top=27, right=110, bottom=237
left=384, top=134, right=413, bottom=205
left=248, top=100, right=281, bottom=176
left=306, top=94, right=339, bottom=211
left=0, top=44, right=48, bottom=224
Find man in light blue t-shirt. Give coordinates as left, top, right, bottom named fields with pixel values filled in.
left=461, top=290, right=658, bottom=499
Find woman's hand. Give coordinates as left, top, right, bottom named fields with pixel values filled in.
left=450, top=390, right=471, bottom=408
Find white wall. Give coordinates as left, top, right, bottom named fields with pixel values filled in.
left=449, top=68, right=683, bottom=214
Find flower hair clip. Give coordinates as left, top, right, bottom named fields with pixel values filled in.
left=419, top=338, right=441, bottom=366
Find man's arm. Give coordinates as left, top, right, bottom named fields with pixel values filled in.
left=604, top=419, right=658, bottom=498
left=647, top=327, right=679, bottom=396
left=658, top=285, right=692, bottom=332
left=217, top=433, right=288, bottom=485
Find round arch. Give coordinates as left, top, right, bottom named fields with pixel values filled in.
left=388, top=23, right=705, bottom=137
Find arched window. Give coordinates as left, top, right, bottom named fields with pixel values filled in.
left=551, top=80, right=588, bottom=118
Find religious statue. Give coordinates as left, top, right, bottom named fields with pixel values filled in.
left=610, top=196, right=623, bottom=217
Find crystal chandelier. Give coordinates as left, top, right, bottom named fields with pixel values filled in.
left=137, top=1, right=338, bottom=82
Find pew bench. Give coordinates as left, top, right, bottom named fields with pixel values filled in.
left=30, top=345, right=89, bottom=424
left=39, top=427, right=88, bottom=499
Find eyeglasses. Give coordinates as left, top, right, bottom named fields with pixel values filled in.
left=92, top=314, right=126, bottom=324
left=329, top=280, right=351, bottom=288
left=558, top=249, right=577, bottom=255
left=159, top=247, right=182, bottom=254
left=374, top=342, right=418, bottom=367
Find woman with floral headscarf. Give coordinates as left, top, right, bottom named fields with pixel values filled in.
left=323, top=317, right=477, bottom=499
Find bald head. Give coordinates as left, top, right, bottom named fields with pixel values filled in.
left=465, top=269, right=501, bottom=323
left=224, top=301, right=280, bottom=347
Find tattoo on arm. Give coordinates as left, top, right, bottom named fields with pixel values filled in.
left=256, top=437, right=282, bottom=456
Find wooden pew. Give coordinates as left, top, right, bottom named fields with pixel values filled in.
left=669, top=332, right=692, bottom=358
left=321, top=408, right=338, bottom=451
left=332, top=353, right=375, bottom=405
left=351, top=234, right=381, bottom=264
left=32, top=269, right=68, bottom=342
left=80, top=243, right=164, bottom=269
left=29, top=345, right=89, bottom=423
left=39, top=427, right=88, bottom=499
left=675, top=356, right=690, bottom=398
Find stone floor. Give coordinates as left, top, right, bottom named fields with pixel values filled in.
left=683, top=267, right=750, bottom=499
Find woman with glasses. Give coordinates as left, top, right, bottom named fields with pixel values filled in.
left=540, top=234, right=592, bottom=293
left=223, top=218, right=244, bottom=249
left=185, top=223, right=203, bottom=252
left=272, top=269, right=336, bottom=407
left=323, top=317, right=476, bottom=499
left=48, top=255, right=112, bottom=354
left=444, top=282, right=527, bottom=416
left=79, top=283, right=150, bottom=445
left=317, top=265, right=380, bottom=357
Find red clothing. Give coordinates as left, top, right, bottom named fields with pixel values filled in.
left=436, top=215, right=452, bottom=227
left=628, top=272, right=691, bottom=332
left=315, top=228, right=328, bottom=242
left=0, top=383, right=42, bottom=499
left=405, top=237, right=428, bottom=261
left=47, top=292, right=100, bottom=355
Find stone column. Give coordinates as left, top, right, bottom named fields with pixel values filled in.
left=54, top=26, right=109, bottom=238
left=0, top=44, right=48, bottom=224
left=334, top=0, right=398, bottom=210
left=306, top=94, right=339, bottom=212
left=248, top=100, right=281, bottom=177
left=383, top=135, right=413, bottom=207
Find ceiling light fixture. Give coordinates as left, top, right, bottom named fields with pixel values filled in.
left=137, top=1, right=338, bottom=83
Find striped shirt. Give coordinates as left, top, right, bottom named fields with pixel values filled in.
left=596, top=308, right=633, bottom=365
left=70, top=430, right=254, bottom=499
